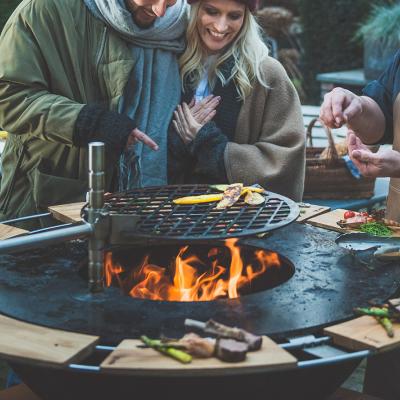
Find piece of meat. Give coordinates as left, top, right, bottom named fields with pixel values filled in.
left=161, top=333, right=216, bottom=358
left=337, top=215, right=368, bottom=229
left=185, top=318, right=263, bottom=351
left=215, top=184, right=243, bottom=209
left=215, top=338, right=248, bottom=362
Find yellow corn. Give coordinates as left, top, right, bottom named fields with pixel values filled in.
left=173, top=194, right=224, bottom=205
left=0, top=131, right=8, bottom=140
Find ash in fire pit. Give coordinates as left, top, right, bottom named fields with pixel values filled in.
left=105, top=240, right=294, bottom=302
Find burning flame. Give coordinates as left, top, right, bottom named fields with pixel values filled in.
left=104, top=239, right=281, bottom=302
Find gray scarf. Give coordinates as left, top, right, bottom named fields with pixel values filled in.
left=84, top=0, right=188, bottom=188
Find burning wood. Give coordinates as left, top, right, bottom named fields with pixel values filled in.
left=185, top=318, right=263, bottom=351
left=104, top=240, right=281, bottom=302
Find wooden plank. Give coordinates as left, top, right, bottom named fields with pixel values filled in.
left=306, top=209, right=351, bottom=233
left=0, top=224, right=28, bottom=240
left=325, top=316, right=400, bottom=353
left=48, top=202, right=85, bottom=224
left=101, top=336, right=297, bottom=377
left=297, top=203, right=331, bottom=223
left=0, top=315, right=99, bottom=367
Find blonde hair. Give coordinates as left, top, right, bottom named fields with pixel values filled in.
left=180, top=2, right=269, bottom=100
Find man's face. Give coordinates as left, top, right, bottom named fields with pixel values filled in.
left=125, top=0, right=177, bottom=28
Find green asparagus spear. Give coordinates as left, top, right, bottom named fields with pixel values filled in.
left=376, top=317, right=394, bottom=338
left=140, top=335, right=192, bottom=364
left=354, top=307, right=391, bottom=318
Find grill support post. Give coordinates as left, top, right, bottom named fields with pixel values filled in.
left=88, top=142, right=105, bottom=293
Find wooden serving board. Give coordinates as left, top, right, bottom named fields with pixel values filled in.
left=0, top=224, right=28, bottom=240
left=324, top=316, right=400, bottom=353
left=306, top=208, right=400, bottom=237
left=101, top=336, right=297, bottom=376
left=296, top=203, right=331, bottom=223
left=306, top=209, right=353, bottom=233
left=48, top=202, right=85, bottom=224
left=0, top=315, right=99, bottom=366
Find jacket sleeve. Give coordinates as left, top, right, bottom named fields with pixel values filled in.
left=0, top=2, right=84, bottom=145
left=189, top=121, right=228, bottom=182
left=224, top=59, right=306, bottom=201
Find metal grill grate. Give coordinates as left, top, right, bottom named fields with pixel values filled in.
left=101, top=185, right=299, bottom=241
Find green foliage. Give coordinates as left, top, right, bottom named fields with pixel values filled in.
left=0, top=0, right=22, bottom=33
left=298, top=0, right=391, bottom=103
left=356, top=2, right=400, bottom=47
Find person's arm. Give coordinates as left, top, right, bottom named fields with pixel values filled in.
left=320, top=89, right=386, bottom=144
left=224, top=59, right=306, bottom=201
left=0, top=3, right=157, bottom=153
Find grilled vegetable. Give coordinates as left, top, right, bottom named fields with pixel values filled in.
left=243, top=190, right=265, bottom=206
left=344, top=211, right=355, bottom=219
left=354, top=307, right=391, bottom=318
left=215, top=184, right=243, bottom=209
left=140, top=335, right=192, bottom=364
left=161, top=333, right=216, bottom=358
left=209, top=184, right=265, bottom=194
left=173, top=194, right=224, bottom=205
left=377, top=317, right=394, bottom=338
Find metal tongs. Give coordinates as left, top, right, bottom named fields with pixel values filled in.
left=336, top=232, right=400, bottom=261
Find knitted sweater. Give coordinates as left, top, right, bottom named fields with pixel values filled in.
left=168, top=56, right=306, bottom=201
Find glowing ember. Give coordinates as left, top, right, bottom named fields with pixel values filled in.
left=104, top=239, right=281, bottom=302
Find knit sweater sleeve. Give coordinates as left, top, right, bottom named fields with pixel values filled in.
left=73, top=104, right=136, bottom=154
left=189, top=122, right=229, bottom=182
left=224, top=57, right=306, bottom=201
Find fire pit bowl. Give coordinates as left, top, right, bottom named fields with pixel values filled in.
left=1, top=223, right=400, bottom=399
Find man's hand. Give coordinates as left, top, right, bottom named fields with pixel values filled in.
left=173, top=102, right=211, bottom=144
left=348, top=131, right=400, bottom=178
left=126, top=128, right=158, bottom=151
left=320, top=87, right=363, bottom=129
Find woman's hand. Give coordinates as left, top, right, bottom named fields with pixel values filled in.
left=173, top=96, right=220, bottom=144
left=189, top=95, right=220, bottom=124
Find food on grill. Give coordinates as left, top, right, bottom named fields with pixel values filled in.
left=173, top=194, right=224, bottom=204
left=216, top=338, right=249, bottom=362
left=185, top=318, right=262, bottom=351
left=216, top=183, right=243, bottom=209
left=243, top=190, right=265, bottom=205
left=140, top=335, right=192, bottom=364
left=209, top=184, right=265, bottom=194
left=173, top=183, right=266, bottom=208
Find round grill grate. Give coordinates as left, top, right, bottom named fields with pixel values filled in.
left=100, top=185, right=299, bottom=241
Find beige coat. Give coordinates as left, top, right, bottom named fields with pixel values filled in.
left=225, top=57, right=306, bottom=201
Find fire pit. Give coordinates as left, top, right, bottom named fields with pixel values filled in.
left=105, top=240, right=294, bottom=301
left=0, top=143, right=399, bottom=400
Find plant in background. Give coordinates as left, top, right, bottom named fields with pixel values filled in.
left=355, top=1, right=400, bottom=79
left=0, top=0, right=22, bottom=33
left=297, top=0, right=389, bottom=104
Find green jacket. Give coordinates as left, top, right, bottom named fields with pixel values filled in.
left=0, top=0, right=137, bottom=228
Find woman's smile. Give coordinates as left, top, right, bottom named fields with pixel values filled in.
left=197, top=0, right=245, bottom=54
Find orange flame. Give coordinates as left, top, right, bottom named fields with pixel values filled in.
left=104, top=239, right=281, bottom=302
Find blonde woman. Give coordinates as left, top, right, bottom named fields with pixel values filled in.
left=168, top=0, right=305, bottom=201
